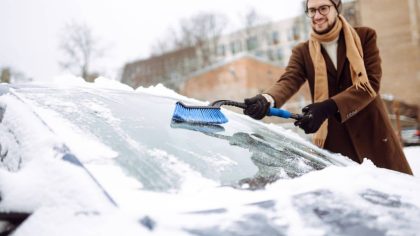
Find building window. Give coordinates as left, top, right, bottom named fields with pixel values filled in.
left=272, top=31, right=280, bottom=45
left=267, top=49, right=275, bottom=60
left=294, top=27, right=300, bottom=41
left=217, top=44, right=226, bottom=57
left=236, top=41, right=242, bottom=52
left=292, top=26, right=300, bottom=41
left=276, top=48, right=284, bottom=61
left=230, top=40, right=242, bottom=55
left=255, top=50, right=264, bottom=57
left=246, top=36, right=258, bottom=51
left=287, top=27, right=299, bottom=42
left=230, top=42, right=236, bottom=54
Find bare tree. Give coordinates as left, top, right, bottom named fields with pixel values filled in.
left=58, top=21, right=104, bottom=82
left=150, top=12, right=228, bottom=67
left=238, top=7, right=273, bottom=53
left=187, top=12, right=228, bottom=66
left=241, top=7, right=271, bottom=35
left=150, top=27, right=179, bottom=56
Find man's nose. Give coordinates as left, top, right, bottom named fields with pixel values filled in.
left=313, top=10, right=324, bottom=20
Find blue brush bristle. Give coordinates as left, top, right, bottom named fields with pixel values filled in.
left=172, top=102, right=228, bottom=124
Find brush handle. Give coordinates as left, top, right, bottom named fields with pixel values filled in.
left=211, top=100, right=302, bottom=120
left=267, top=107, right=303, bottom=120
left=211, top=100, right=247, bottom=109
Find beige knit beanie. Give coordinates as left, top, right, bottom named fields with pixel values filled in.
left=306, top=0, right=343, bottom=13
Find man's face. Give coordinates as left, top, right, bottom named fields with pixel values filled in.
left=307, top=0, right=338, bottom=34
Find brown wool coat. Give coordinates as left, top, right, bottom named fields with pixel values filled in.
left=265, top=27, right=413, bottom=175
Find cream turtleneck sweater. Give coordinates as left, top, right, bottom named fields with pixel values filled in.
left=320, top=36, right=339, bottom=69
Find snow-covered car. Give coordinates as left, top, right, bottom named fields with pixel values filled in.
left=1, top=83, right=419, bottom=236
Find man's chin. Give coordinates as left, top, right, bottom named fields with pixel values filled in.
left=312, top=18, right=338, bottom=35
left=313, top=26, right=332, bottom=35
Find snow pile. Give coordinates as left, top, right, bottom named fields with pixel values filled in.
left=134, top=83, right=210, bottom=106
left=133, top=161, right=420, bottom=235
left=268, top=160, right=420, bottom=202
left=0, top=93, right=114, bottom=213
left=12, top=207, right=152, bottom=236
left=0, top=155, right=113, bottom=213
left=0, top=88, right=148, bottom=235
left=404, top=146, right=420, bottom=176
left=0, top=94, right=60, bottom=169
left=269, top=161, right=420, bottom=235
left=21, top=95, right=120, bottom=163
left=135, top=83, right=183, bottom=99
left=51, top=74, right=87, bottom=87
left=49, top=74, right=133, bottom=91
left=93, top=76, right=133, bottom=91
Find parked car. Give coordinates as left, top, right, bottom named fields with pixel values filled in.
left=402, top=126, right=420, bottom=146
left=1, top=83, right=419, bottom=236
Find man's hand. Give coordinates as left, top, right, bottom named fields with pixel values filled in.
left=243, top=94, right=270, bottom=120
left=294, top=99, right=338, bottom=134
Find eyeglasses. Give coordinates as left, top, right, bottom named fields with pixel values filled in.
left=305, top=5, right=334, bottom=18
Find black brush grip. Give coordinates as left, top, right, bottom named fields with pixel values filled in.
left=221, top=100, right=247, bottom=109
left=211, top=100, right=302, bottom=120
left=210, top=100, right=247, bottom=109
left=290, top=113, right=303, bottom=120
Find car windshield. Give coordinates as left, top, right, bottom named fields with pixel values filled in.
left=9, top=86, right=350, bottom=192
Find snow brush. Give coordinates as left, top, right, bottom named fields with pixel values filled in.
left=171, top=100, right=302, bottom=124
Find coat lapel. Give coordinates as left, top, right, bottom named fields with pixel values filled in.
left=336, top=31, right=346, bottom=81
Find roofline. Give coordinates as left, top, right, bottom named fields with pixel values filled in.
left=187, top=52, right=284, bottom=79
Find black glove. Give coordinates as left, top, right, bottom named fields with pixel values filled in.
left=294, top=99, right=338, bottom=134
left=243, top=94, right=270, bottom=120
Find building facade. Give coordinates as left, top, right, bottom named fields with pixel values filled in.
left=120, top=46, right=199, bottom=90
left=213, top=16, right=308, bottom=68
left=120, top=13, right=310, bottom=91
left=354, top=0, right=420, bottom=106
left=120, top=0, right=418, bottom=110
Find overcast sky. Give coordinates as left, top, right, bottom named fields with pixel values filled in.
left=0, top=0, right=303, bottom=82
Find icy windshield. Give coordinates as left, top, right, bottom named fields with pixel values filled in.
left=9, top=86, right=349, bottom=192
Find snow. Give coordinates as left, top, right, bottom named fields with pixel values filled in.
left=0, top=94, right=61, bottom=170
left=1, top=77, right=420, bottom=235
left=0, top=92, right=114, bottom=213
left=45, top=74, right=135, bottom=91
left=12, top=207, right=152, bottom=236
left=0, top=156, right=113, bottom=213
left=92, top=76, right=134, bottom=91
left=123, top=161, right=420, bottom=236
left=11, top=90, right=119, bottom=163
left=404, top=146, right=420, bottom=176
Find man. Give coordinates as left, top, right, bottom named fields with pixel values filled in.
left=243, top=0, right=413, bottom=175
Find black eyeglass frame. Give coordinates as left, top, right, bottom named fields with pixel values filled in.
left=305, top=5, right=335, bottom=18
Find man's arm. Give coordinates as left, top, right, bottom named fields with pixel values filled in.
left=264, top=43, right=307, bottom=108
left=331, top=28, right=382, bottom=123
